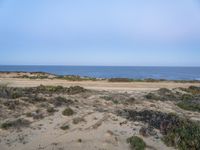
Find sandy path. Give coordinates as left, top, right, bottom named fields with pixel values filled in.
left=1, top=78, right=200, bottom=91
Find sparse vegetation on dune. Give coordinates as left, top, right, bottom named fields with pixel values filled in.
left=34, top=85, right=87, bottom=95
left=56, top=75, right=98, bottom=81
left=0, top=84, right=23, bottom=99
left=0, top=84, right=83, bottom=122
left=1, top=118, right=30, bottom=130
left=108, top=78, right=200, bottom=83
left=145, top=86, right=200, bottom=113
left=0, top=85, right=87, bottom=99
left=35, top=85, right=66, bottom=93
left=119, top=109, right=200, bottom=150
left=51, top=96, right=73, bottom=107
left=163, top=120, right=200, bottom=150
left=108, top=78, right=134, bottom=82
left=145, top=88, right=179, bottom=101
left=108, top=78, right=168, bottom=82
left=182, top=86, right=200, bottom=94
left=101, top=93, right=135, bottom=105
left=178, top=86, right=200, bottom=113
left=15, top=75, right=50, bottom=79
left=4, top=71, right=98, bottom=81
left=177, top=101, right=200, bottom=112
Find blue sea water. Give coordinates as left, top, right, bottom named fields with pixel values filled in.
left=0, top=66, right=200, bottom=80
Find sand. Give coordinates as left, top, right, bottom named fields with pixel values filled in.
left=1, top=77, right=200, bottom=91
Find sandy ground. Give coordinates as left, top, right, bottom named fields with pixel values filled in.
left=0, top=74, right=200, bottom=150
left=1, top=77, right=200, bottom=91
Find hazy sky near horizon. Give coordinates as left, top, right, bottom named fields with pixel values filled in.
left=0, top=0, right=200, bottom=66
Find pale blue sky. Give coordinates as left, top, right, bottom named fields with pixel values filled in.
left=0, top=0, right=200, bottom=66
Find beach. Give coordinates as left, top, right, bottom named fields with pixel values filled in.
left=0, top=72, right=200, bottom=150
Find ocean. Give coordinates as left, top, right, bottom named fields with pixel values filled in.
left=0, top=66, right=200, bottom=81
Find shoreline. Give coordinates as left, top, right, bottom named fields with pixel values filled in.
left=0, top=71, right=200, bottom=83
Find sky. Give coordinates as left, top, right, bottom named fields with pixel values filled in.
left=0, top=0, right=200, bottom=66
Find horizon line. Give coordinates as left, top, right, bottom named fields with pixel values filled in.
left=0, top=65, right=200, bottom=67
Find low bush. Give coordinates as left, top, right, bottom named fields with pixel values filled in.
left=145, top=88, right=179, bottom=101
left=36, top=85, right=65, bottom=93
left=56, top=75, right=97, bottom=81
left=47, top=107, right=57, bottom=113
left=52, top=96, right=73, bottom=107
left=62, top=107, right=74, bottom=116
left=67, top=86, right=86, bottom=95
left=73, top=117, right=85, bottom=124
left=26, top=110, right=44, bottom=120
left=108, top=78, right=132, bottom=82
left=11, top=91, right=23, bottom=99
left=101, top=96, right=113, bottom=101
left=183, top=86, right=200, bottom=94
left=126, top=97, right=136, bottom=104
left=145, top=93, right=159, bottom=100
left=0, top=85, right=23, bottom=99
left=127, top=136, right=146, bottom=150
left=181, top=94, right=194, bottom=101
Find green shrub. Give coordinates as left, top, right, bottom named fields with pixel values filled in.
left=60, top=124, right=70, bottom=130
left=62, top=107, right=74, bottom=116
left=113, top=100, right=119, bottom=104
left=127, top=136, right=146, bottom=150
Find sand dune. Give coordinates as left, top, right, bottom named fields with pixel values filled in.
left=0, top=74, right=200, bottom=150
